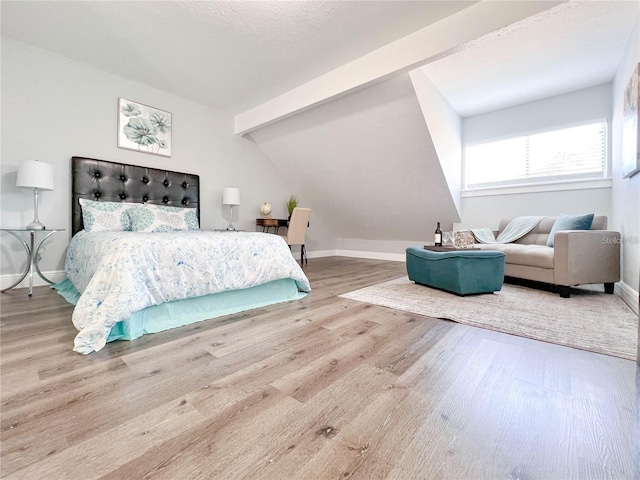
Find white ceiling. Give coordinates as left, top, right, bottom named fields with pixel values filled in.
left=421, top=0, right=640, bottom=117
left=1, top=1, right=638, bottom=118
left=1, top=0, right=474, bottom=114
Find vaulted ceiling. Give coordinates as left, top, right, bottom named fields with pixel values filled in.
left=1, top=0, right=475, bottom=114
left=3, top=1, right=637, bottom=118
left=3, top=1, right=638, bottom=246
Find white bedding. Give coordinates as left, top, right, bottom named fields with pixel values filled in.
left=65, top=230, right=311, bottom=354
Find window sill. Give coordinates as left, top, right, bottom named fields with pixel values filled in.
left=461, top=178, right=612, bottom=197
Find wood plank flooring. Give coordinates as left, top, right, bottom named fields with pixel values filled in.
left=0, top=257, right=636, bottom=479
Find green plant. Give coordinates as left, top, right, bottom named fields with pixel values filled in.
left=286, top=194, right=299, bottom=216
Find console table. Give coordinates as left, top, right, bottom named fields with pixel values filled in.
left=1, top=228, right=64, bottom=296
left=256, top=218, right=288, bottom=234
left=256, top=218, right=309, bottom=234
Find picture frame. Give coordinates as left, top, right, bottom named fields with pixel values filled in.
left=117, top=98, right=172, bottom=157
left=622, top=64, right=639, bottom=178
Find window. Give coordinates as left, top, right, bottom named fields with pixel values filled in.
left=464, top=121, right=607, bottom=190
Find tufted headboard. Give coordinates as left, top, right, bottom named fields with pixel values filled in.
left=71, top=156, right=200, bottom=236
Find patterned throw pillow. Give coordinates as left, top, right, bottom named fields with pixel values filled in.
left=127, top=204, right=199, bottom=232
left=454, top=230, right=476, bottom=248
left=79, top=198, right=135, bottom=232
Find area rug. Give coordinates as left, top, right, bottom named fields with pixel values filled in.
left=340, top=277, right=638, bottom=361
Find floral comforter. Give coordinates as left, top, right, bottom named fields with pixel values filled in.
left=65, top=230, right=311, bottom=354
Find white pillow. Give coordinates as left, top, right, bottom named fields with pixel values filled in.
left=79, top=198, right=136, bottom=232
left=127, top=204, right=199, bottom=232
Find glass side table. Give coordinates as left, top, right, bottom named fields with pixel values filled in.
left=1, top=228, right=64, bottom=296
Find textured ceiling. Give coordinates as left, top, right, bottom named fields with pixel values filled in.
left=421, top=0, right=639, bottom=116
left=2, top=1, right=637, bottom=118
left=1, top=0, right=475, bottom=114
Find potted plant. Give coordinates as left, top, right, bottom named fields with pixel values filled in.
left=286, top=194, right=299, bottom=218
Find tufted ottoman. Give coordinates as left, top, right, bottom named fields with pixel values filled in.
left=406, top=247, right=505, bottom=296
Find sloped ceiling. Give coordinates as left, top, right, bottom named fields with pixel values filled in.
left=420, top=0, right=640, bottom=117
left=3, top=1, right=638, bottom=250
left=0, top=0, right=475, bottom=114
left=249, top=74, right=459, bottom=241
left=2, top=2, right=637, bottom=119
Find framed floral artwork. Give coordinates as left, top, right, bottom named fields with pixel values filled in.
left=622, top=64, right=639, bottom=178
left=117, top=98, right=172, bottom=157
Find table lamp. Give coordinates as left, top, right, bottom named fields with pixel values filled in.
left=16, top=160, right=54, bottom=230
left=222, top=187, right=240, bottom=231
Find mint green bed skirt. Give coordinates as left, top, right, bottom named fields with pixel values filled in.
left=54, top=278, right=306, bottom=343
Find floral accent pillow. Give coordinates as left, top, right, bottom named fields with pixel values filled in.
left=127, top=205, right=199, bottom=232
left=79, top=198, right=136, bottom=232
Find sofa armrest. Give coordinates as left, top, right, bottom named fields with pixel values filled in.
left=553, top=230, right=620, bottom=286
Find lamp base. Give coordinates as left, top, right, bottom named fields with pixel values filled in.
left=25, top=220, right=46, bottom=230
left=225, top=225, right=236, bottom=231
left=26, top=188, right=46, bottom=230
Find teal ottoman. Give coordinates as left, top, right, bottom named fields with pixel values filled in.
left=406, top=247, right=505, bottom=296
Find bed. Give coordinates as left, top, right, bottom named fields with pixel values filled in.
left=57, top=156, right=311, bottom=354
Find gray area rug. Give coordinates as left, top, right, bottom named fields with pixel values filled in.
left=340, top=277, right=638, bottom=361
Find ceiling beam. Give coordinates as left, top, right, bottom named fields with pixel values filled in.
left=234, top=0, right=566, bottom=135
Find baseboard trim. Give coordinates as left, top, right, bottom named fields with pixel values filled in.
left=305, top=249, right=405, bottom=262
left=615, top=282, right=639, bottom=316
left=305, top=249, right=339, bottom=259
left=335, top=250, right=405, bottom=262
left=1, top=270, right=66, bottom=291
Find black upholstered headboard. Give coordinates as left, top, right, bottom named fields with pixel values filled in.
left=71, top=156, right=200, bottom=236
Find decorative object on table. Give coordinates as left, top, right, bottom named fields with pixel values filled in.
left=453, top=230, right=475, bottom=248
left=117, top=98, right=172, bottom=157
left=434, top=222, right=442, bottom=246
left=622, top=63, right=639, bottom=178
left=16, top=160, right=54, bottom=230
left=260, top=202, right=272, bottom=218
left=286, top=194, right=299, bottom=217
left=222, top=187, right=240, bottom=231
left=442, top=231, right=455, bottom=246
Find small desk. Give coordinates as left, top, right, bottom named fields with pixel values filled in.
left=256, top=218, right=288, bottom=234
left=1, top=228, right=64, bottom=296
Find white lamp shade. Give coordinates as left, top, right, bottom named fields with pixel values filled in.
left=16, top=160, right=54, bottom=191
left=222, top=187, right=240, bottom=206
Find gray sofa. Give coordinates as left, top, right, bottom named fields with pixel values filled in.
left=473, top=216, right=620, bottom=297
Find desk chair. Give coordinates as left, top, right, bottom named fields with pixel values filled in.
left=281, top=207, right=312, bottom=265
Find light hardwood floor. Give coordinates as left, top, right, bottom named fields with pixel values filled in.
left=1, top=257, right=636, bottom=479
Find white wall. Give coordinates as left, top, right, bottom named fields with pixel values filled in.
left=458, top=84, right=614, bottom=230
left=410, top=68, right=462, bottom=221
left=248, top=73, right=459, bottom=257
left=0, top=38, right=302, bottom=286
left=611, top=14, right=640, bottom=296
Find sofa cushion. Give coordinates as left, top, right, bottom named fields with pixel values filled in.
left=476, top=243, right=554, bottom=269
left=546, top=213, right=594, bottom=247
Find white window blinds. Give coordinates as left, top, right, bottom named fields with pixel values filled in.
left=464, top=121, right=607, bottom=189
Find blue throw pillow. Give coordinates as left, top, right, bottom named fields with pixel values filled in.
left=546, top=213, right=594, bottom=247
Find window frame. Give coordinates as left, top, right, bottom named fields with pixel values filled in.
left=462, top=119, right=610, bottom=192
